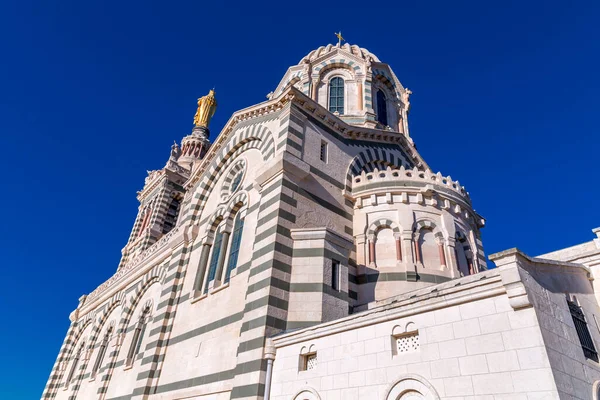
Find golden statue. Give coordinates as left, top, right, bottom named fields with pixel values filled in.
left=193, top=89, right=217, bottom=128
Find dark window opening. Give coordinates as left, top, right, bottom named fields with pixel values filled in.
left=127, top=307, right=150, bottom=366
left=230, top=172, right=243, bottom=193
left=328, top=77, right=344, bottom=114
left=65, top=343, right=84, bottom=386
left=320, top=141, right=328, bottom=163
left=204, top=231, right=223, bottom=294
left=299, top=352, right=317, bottom=371
left=163, top=197, right=181, bottom=234
left=568, top=299, right=598, bottom=362
left=225, top=213, right=245, bottom=283
left=377, top=90, right=388, bottom=126
left=91, top=327, right=112, bottom=378
left=332, top=260, right=340, bottom=291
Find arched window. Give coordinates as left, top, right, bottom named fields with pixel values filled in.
left=377, top=90, right=388, bottom=126
left=328, top=77, right=344, bottom=114
left=417, top=229, right=441, bottom=269
left=225, top=212, right=245, bottom=283
left=230, top=171, right=243, bottom=194
left=126, top=307, right=150, bottom=366
left=138, top=208, right=152, bottom=237
left=91, top=327, right=112, bottom=379
left=374, top=228, right=396, bottom=268
left=455, top=231, right=472, bottom=277
left=65, top=342, right=85, bottom=387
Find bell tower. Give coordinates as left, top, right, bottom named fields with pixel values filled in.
left=117, top=90, right=217, bottom=269
left=178, top=89, right=216, bottom=169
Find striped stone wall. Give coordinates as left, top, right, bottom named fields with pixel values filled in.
left=43, top=89, right=487, bottom=400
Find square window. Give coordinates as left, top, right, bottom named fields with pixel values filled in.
left=300, top=352, right=317, bottom=371
left=392, top=331, right=419, bottom=356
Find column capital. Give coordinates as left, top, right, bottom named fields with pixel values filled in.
left=434, top=236, right=446, bottom=246
left=264, top=338, right=277, bottom=361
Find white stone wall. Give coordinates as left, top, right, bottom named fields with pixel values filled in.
left=75, top=303, right=122, bottom=399
left=270, top=269, right=561, bottom=400
left=43, top=87, right=485, bottom=400
left=105, top=281, right=163, bottom=399
left=493, top=249, right=600, bottom=399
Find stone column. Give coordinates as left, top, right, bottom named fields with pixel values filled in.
left=193, top=242, right=212, bottom=296
left=311, top=79, right=318, bottom=101
left=357, top=81, right=364, bottom=111
left=394, top=232, right=402, bottom=262
left=437, top=241, right=447, bottom=269
left=466, top=250, right=474, bottom=275
left=214, top=230, right=231, bottom=286
left=468, top=230, right=481, bottom=273
left=368, top=235, right=376, bottom=266
left=402, top=231, right=418, bottom=281
left=413, top=236, right=421, bottom=264
left=445, top=237, right=459, bottom=278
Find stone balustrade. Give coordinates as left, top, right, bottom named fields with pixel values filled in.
left=352, top=166, right=470, bottom=202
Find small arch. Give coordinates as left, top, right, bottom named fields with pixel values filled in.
left=118, top=263, right=165, bottom=336
left=413, top=220, right=444, bottom=269
left=225, top=192, right=249, bottom=223
left=413, top=219, right=440, bottom=234
left=384, top=374, right=440, bottom=400
left=366, top=219, right=401, bottom=237
left=314, top=57, right=362, bottom=75
left=220, top=158, right=247, bottom=202
left=292, top=387, right=321, bottom=400
left=204, top=207, right=228, bottom=240
left=392, top=321, right=418, bottom=337
left=89, top=292, right=124, bottom=351
left=593, top=380, right=600, bottom=400
left=373, top=69, right=403, bottom=102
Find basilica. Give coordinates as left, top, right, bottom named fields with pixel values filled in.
left=43, top=41, right=600, bottom=400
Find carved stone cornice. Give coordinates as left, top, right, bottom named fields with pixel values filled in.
left=137, top=170, right=167, bottom=202
left=84, top=225, right=185, bottom=307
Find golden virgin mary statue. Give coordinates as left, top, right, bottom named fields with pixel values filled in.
left=193, top=89, right=217, bottom=128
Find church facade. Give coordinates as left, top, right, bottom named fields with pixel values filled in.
left=42, top=43, right=600, bottom=400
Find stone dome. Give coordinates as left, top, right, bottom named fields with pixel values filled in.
left=299, top=43, right=381, bottom=64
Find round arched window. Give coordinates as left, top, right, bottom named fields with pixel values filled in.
left=230, top=171, right=243, bottom=193
left=377, top=89, right=388, bottom=126
left=328, top=77, right=345, bottom=114
left=220, top=159, right=246, bottom=202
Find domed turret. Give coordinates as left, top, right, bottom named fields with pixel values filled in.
left=272, top=42, right=411, bottom=139
left=349, top=166, right=486, bottom=304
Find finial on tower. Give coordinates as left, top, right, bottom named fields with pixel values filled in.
left=335, top=31, right=345, bottom=47
left=193, top=89, right=217, bottom=128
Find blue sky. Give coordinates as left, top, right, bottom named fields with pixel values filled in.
left=1, top=0, right=599, bottom=398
